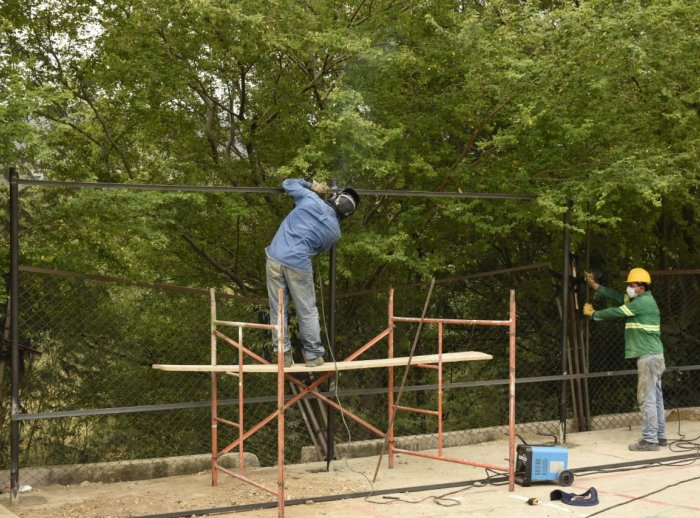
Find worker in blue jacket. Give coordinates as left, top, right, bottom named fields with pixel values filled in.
left=266, top=179, right=360, bottom=368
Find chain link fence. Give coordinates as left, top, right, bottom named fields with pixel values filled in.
left=3, top=265, right=699, bottom=491
left=2, top=181, right=699, bottom=502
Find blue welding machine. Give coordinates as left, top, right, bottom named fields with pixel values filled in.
left=515, top=441, right=574, bottom=487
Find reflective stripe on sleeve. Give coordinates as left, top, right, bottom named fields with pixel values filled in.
left=625, top=323, right=661, bottom=332
left=620, top=305, right=635, bottom=317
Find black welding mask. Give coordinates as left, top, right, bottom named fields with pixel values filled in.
left=332, top=188, right=361, bottom=219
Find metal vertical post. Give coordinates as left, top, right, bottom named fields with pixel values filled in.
left=326, top=244, right=336, bottom=470
left=559, top=200, right=573, bottom=443
left=387, top=288, right=395, bottom=469
left=276, top=289, right=285, bottom=516
left=210, top=289, right=218, bottom=486
left=238, top=326, right=244, bottom=473
left=508, top=289, right=517, bottom=492
left=437, top=322, right=443, bottom=456
left=9, top=167, right=20, bottom=504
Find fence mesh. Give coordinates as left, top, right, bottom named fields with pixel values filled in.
left=3, top=266, right=699, bottom=491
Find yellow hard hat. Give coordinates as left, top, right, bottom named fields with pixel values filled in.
left=627, top=267, right=651, bottom=284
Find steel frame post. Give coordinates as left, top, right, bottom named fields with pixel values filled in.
left=210, top=290, right=218, bottom=486
left=238, top=326, right=244, bottom=474
left=438, top=322, right=443, bottom=456
left=9, top=167, right=20, bottom=505
left=560, top=200, right=573, bottom=443
left=387, top=289, right=395, bottom=469
left=508, top=289, right=516, bottom=492
left=276, top=289, right=285, bottom=515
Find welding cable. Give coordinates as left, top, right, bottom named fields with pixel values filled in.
left=483, top=467, right=510, bottom=486
left=584, top=473, right=700, bottom=517
left=665, top=400, right=700, bottom=454
left=573, top=452, right=699, bottom=478
left=317, top=271, right=377, bottom=494
left=366, top=474, right=493, bottom=507
left=368, top=486, right=465, bottom=507
left=669, top=435, right=700, bottom=453
left=364, top=469, right=507, bottom=507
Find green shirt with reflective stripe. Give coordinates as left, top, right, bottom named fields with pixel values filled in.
left=592, top=286, right=663, bottom=359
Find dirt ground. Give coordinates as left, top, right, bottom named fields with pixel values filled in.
left=1, top=439, right=512, bottom=518
left=3, top=422, right=700, bottom=518
left=2, top=456, right=407, bottom=518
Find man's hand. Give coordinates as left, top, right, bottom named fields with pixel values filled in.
left=311, top=180, right=328, bottom=195
left=584, top=271, right=600, bottom=290
left=583, top=303, right=595, bottom=317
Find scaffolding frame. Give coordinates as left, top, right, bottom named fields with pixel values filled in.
left=156, top=287, right=516, bottom=517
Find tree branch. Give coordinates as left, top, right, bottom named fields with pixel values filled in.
left=182, top=234, right=250, bottom=292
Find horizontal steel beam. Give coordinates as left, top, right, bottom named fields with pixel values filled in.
left=16, top=178, right=536, bottom=201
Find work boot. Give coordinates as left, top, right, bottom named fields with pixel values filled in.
left=658, top=438, right=668, bottom=447
left=628, top=439, right=659, bottom=452
left=304, top=355, right=325, bottom=368
left=274, top=351, right=293, bottom=368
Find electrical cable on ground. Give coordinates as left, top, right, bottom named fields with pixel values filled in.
left=584, top=473, right=700, bottom=517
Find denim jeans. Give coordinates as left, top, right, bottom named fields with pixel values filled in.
left=266, top=258, right=325, bottom=360
left=637, top=353, right=666, bottom=443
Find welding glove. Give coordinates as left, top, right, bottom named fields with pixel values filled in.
left=583, top=303, right=595, bottom=317
left=311, top=180, right=328, bottom=195
left=584, top=271, right=599, bottom=290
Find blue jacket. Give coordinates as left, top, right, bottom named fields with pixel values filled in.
left=265, top=179, right=341, bottom=271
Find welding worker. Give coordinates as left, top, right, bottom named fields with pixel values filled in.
left=266, top=178, right=361, bottom=368
left=583, top=268, right=667, bottom=451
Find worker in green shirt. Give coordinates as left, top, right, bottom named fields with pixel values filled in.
left=583, top=268, right=667, bottom=452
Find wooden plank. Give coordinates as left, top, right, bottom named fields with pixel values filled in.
left=153, top=351, right=492, bottom=374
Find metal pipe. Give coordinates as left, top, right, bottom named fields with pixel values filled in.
left=210, top=289, right=218, bottom=486
left=392, top=316, right=511, bottom=326
left=568, top=291, right=586, bottom=430
left=387, top=289, right=395, bottom=470
left=216, top=466, right=278, bottom=496
left=508, top=289, right=516, bottom=492
left=14, top=177, right=537, bottom=200
left=14, top=364, right=670, bottom=421
left=395, top=405, right=438, bottom=416
left=392, top=449, right=509, bottom=471
left=9, top=167, right=20, bottom=505
left=238, top=326, right=244, bottom=473
left=276, top=289, right=285, bottom=516
left=560, top=200, right=573, bottom=443
left=214, top=320, right=275, bottom=330
left=292, top=382, right=327, bottom=457
left=438, top=322, right=443, bottom=456
left=326, top=245, right=336, bottom=471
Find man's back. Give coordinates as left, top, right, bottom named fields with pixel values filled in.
left=266, top=179, right=340, bottom=271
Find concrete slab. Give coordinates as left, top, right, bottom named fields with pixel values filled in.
left=0, top=504, right=19, bottom=518
left=240, top=420, right=700, bottom=518
left=2, top=420, right=699, bottom=517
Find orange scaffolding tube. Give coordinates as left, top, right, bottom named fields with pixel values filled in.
left=158, top=287, right=517, bottom=517
left=387, top=290, right=517, bottom=490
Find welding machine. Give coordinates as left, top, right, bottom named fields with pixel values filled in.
left=515, top=435, right=574, bottom=487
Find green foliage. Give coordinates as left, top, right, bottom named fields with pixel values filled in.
left=2, top=0, right=699, bottom=469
